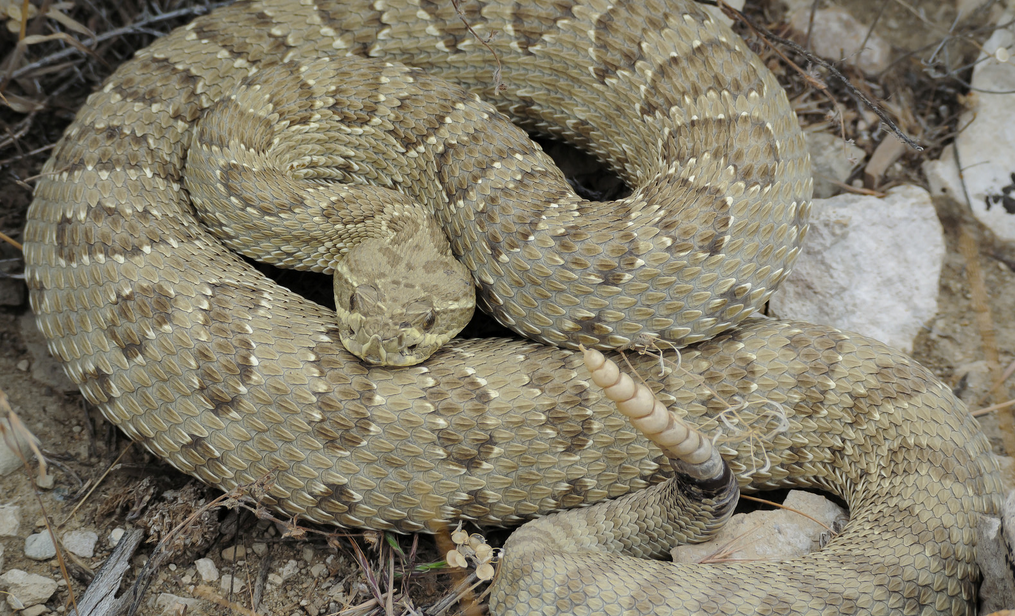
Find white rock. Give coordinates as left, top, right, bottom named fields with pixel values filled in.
left=220, top=574, right=244, bottom=594
left=194, top=558, right=219, bottom=583
left=24, top=531, right=56, bottom=561
left=976, top=489, right=1015, bottom=613
left=21, top=605, right=48, bottom=616
left=280, top=559, right=300, bottom=581
left=0, top=505, right=20, bottom=537
left=807, top=132, right=866, bottom=198
left=783, top=0, right=891, bottom=74
left=0, top=570, right=58, bottom=609
left=671, top=490, right=847, bottom=564
left=0, top=415, right=40, bottom=477
left=703, top=0, right=744, bottom=26
left=61, top=530, right=98, bottom=559
left=153, top=593, right=206, bottom=616
left=108, top=528, right=124, bottom=547
left=310, top=563, right=327, bottom=578
left=922, top=13, right=1015, bottom=242
left=770, top=185, right=944, bottom=353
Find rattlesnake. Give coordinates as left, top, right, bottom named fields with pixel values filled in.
left=22, top=0, right=1002, bottom=614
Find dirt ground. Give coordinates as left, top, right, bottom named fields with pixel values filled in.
left=1, top=1, right=1014, bottom=615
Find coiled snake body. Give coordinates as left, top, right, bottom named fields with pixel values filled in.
left=23, top=0, right=1003, bottom=613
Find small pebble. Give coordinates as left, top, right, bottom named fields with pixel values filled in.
left=36, top=474, right=55, bottom=490
left=251, top=542, right=267, bottom=556
left=16, top=360, right=30, bottom=372
left=195, top=558, right=219, bottom=583
left=0, top=504, right=21, bottom=537
left=302, top=546, right=315, bottom=563
left=71, top=426, right=82, bottom=434
left=62, top=530, right=98, bottom=558
left=267, top=573, right=283, bottom=586
left=280, top=560, right=299, bottom=581
left=220, top=574, right=244, bottom=593
left=22, top=605, right=48, bottom=616
left=221, top=545, right=246, bottom=561
left=310, top=563, right=327, bottom=578
left=24, top=531, right=57, bottom=561
left=108, top=528, right=125, bottom=547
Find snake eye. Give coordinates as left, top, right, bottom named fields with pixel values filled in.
left=421, top=310, right=436, bottom=331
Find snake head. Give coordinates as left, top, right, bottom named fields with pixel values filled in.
left=333, top=240, right=475, bottom=367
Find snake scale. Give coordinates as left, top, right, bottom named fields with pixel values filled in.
left=22, top=0, right=1004, bottom=613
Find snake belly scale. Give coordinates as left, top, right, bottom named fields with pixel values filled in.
left=22, top=0, right=1002, bottom=614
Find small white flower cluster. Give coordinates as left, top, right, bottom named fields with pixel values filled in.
left=445, top=522, right=498, bottom=581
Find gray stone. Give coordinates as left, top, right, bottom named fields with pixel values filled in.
left=784, top=1, right=892, bottom=74
left=807, top=131, right=866, bottom=198
left=279, top=559, right=299, bottom=581
left=195, top=557, right=219, bottom=583
left=61, top=530, right=98, bottom=559
left=0, top=570, right=58, bottom=609
left=24, top=531, right=56, bottom=561
left=0, top=543, right=5, bottom=572
left=220, top=574, right=244, bottom=594
left=922, top=12, right=1015, bottom=242
left=17, top=314, right=78, bottom=393
left=153, top=593, right=206, bottom=616
left=770, top=185, right=943, bottom=353
left=0, top=505, right=20, bottom=537
left=0, top=416, right=40, bottom=477
left=672, top=490, right=847, bottom=563
left=108, top=527, right=124, bottom=547
left=977, top=489, right=1015, bottom=614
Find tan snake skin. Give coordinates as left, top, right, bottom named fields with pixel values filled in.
left=22, top=0, right=1003, bottom=613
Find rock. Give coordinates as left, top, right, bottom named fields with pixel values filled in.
left=977, top=490, right=1015, bottom=614
left=922, top=12, right=1015, bottom=242
left=220, top=574, right=244, bottom=594
left=703, top=0, right=744, bottom=26
left=24, top=531, right=56, bottom=561
left=251, top=542, right=267, bottom=557
left=153, top=593, right=206, bottom=616
left=769, top=185, right=944, bottom=353
left=807, top=131, right=866, bottom=198
left=0, top=570, right=58, bottom=609
left=108, top=528, right=125, bottom=547
left=302, top=546, right=315, bottom=563
left=0, top=505, right=20, bottom=537
left=279, top=559, right=299, bottom=581
left=0, top=543, right=5, bottom=571
left=0, top=415, right=40, bottom=477
left=671, top=490, right=847, bottom=564
left=17, top=314, right=78, bottom=393
left=21, top=605, right=48, bottom=616
left=310, top=563, right=327, bottom=578
left=221, top=545, right=245, bottom=561
left=62, top=530, right=98, bottom=559
left=35, top=473, right=54, bottom=490
left=195, top=557, right=219, bottom=583
left=783, top=0, right=892, bottom=74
